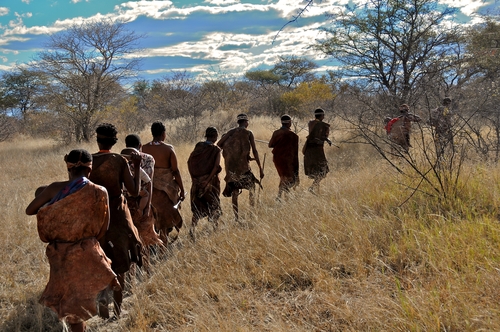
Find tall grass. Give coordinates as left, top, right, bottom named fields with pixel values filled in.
left=1, top=116, right=499, bottom=331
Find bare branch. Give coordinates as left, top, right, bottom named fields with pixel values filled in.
left=273, top=0, right=316, bottom=44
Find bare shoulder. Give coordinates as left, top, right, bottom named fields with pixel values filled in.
left=91, top=182, right=108, bottom=195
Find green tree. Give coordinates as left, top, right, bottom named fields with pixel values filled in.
left=0, top=67, right=47, bottom=125
left=271, top=55, right=318, bottom=88
left=244, top=70, right=281, bottom=87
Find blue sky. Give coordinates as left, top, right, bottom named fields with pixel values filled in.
left=0, top=0, right=497, bottom=82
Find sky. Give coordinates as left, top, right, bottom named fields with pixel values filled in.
left=0, top=0, right=498, bottom=82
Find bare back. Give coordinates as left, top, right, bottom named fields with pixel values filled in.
left=142, top=142, right=175, bottom=169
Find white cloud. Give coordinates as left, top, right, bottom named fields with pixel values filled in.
left=71, top=0, right=90, bottom=3
left=3, top=12, right=117, bottom=36
left=0, top=36, right=28, bottom=47
left=0, top=7, right=9, bottom=16
left=22, top=0, right=31, bottom=4
left=134, top=20, right=328, bottom=78
left=204, top=0, right=240, bottom=4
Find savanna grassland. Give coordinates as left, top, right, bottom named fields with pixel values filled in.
left=1, top=115, right=500, bottom=331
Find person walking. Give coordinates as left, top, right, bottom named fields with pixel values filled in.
left=268, top=114, right=299, bottom=200
left=187, top=127, right=222, bottom=240
left=26, top=149, right=116, bottom=332
left=217, top=113, right=264, bottom=221
left=303, top=108, right=331, bottom=194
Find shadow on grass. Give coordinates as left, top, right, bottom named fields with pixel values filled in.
left=1, top=295, right=63, bottom=332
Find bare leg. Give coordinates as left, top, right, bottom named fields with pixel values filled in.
left=113, top=273, right=125, bottom=317
left=231, top=190, right=239, bottom=221
left=69, top=322, right=85, bottom=332
left=97, top=289, right=110, bottom=319
left=211, top=215, right=220, bottom=230
left=249, top=185, right=255, bottom=207
left=277, top=179, right=284, bottom=200
left=189, top=215, right=198, bottom=242
left=309, top=177, right=322, bottom=194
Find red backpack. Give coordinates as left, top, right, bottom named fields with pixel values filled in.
left=385, top=117, right=399, bottom=134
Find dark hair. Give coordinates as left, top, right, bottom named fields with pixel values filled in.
left=151, top=121, right=166, bottom=138
left=237, top=113, right=248, bottom=125
left=314, top=108, right=325, bottom=119
left=399, top=104, right=409, bottom=112
left=96, top=123, right=118, bottom=146
left=65, top=149, right=92, bottom=173
left=125, top=134, right=141, bottom=148
left=205, top=126, right=218, bottom=138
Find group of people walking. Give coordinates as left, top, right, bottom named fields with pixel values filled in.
left=25, top=109, right=332, bottom=331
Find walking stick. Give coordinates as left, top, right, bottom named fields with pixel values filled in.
left=258, top=153, right=266, bottom=201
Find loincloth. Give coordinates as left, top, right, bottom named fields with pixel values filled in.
left=153, top=168, right=180, bottom=204
left=222, top=170, right=261, bottom=197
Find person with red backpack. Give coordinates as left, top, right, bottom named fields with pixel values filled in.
left=384, top=104, right=421, bottom=152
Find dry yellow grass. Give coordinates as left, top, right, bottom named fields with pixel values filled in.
left=1, top=116, right=500, bottom=331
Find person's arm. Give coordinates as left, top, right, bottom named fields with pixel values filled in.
left=122, top=152, right=142, bottom=197
left=249, top=131, right=264, bottom=179
left=268, top=131, right=277, bottom=148
left=144, top=181, right=153, bottom=217
left=96, top=191, right=110, bottom=240
left=202, top=150, right=222, bottom=189
left=25, top=182, right=64, bottom=215
left=216, top=130, right=231, bottom=148
left=170, top=148, right=185, bottom=201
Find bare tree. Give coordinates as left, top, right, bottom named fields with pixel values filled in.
left=35, top=20, right=143, bottom=142
left=316, top=0, right=461, bottom=108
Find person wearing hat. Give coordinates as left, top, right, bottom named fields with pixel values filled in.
left=303, top=108, right=331, bottom=194
left=217, top=113, right=264, bottom=221
left=268, top=114, right=299, bottom=199
left=429, top=97, right=454, bottom=157
left=187, top=127, right=223, bottom=240
left=88, top=123, right=143, bottom=319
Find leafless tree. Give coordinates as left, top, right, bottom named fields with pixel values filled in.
left=35, top=20, right=143, bottom=142
left=316, top=0, right=461, bottom=108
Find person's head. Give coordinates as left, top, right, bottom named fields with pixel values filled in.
left=237, top=113, right=249, bottom=127
left=96, top=123, right=118, bottom=149
left=443, top=97, right=452, bottom=106
left=399, top=104, right=409, bottom=113
left=314, top=108, right=325, bottom=120
left=281, top=114, right=292, bottom=128
left=205, top=126, right=218, bottom=142
left=125, top=134, right=142, bottom=149
left=151, top=121, right=166, bottom=140
left=64, top=149, right=92, bottom=177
